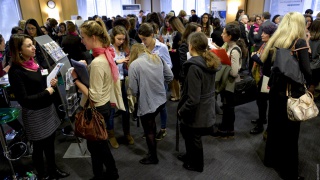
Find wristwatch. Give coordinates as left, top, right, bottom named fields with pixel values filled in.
left=73, top=78, right=79, bottom=83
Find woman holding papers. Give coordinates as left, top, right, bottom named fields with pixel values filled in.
left=8, top=34, right=69, bottom=179
left=71, top=19, right=119, bottom=180
left=212, top=22, right=247, bottom=139
left=249, top=24, right=277, bottom=135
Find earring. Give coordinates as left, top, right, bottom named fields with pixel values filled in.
left=19, top=52, right=22, bottom=57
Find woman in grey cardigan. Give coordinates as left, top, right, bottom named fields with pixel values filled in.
left=128, top=43, right=173, bottom=164
left=177, top=32, right=221, bottom=172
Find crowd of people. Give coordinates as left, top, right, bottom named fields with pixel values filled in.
left=0, top=7, right=318, bottom=180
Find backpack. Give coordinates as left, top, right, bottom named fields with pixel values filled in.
left=272, top=39, right=308, bottom=84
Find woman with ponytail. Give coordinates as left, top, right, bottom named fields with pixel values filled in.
left=71, top=19, right=119, bottom=180
left=177, top=32, right=221, bottom=172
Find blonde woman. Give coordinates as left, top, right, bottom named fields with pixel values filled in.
left=71, top=19, right=119, bottom=180
left=261, top=12, right=311, bottom=180
left=128, top=43, right=173, bottom=164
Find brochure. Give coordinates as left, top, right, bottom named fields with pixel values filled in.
left=47, top=63, right=64, bottom=87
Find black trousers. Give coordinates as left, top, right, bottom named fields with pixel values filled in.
left=32, top=132, right=56, bottom=178
left=87, top=102, right=118, bottom=178
left=180, top=123, right=213, bottom=169
left=140, top=103, right=165, bottom=160
left=256, top=80, right=269, bottom=126
left=265, top=93, right=300, bottom=179
left=220, top=91, right=235, bottom=132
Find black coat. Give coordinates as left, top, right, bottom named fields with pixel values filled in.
left=61, top=34, right=87, bottom=61
left=178, top=56, right=221, bottom=128
left=211, top=27, right=224, bottom=47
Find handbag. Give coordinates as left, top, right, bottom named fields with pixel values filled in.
left=260, top=75, right=270, bottom=93
left=286, top=84, right=319, bottom=121
left=273, top=39, right=308, bottom=84
left=74, top=97, right=108, bottom=141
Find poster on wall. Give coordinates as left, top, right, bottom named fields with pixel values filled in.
left=211, top=1, right=227, bottom=27
left=278, top=0, right=304, bottom=14
left=122, top=4, right=141, bottom=17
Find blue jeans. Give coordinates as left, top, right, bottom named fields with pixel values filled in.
left=106, top=80, right=130, bottom=134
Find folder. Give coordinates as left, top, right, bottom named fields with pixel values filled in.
left=210, top=48, right=231, bottom=66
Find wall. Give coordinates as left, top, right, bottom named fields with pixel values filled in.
left=136, top=0, right=151, bottom=13
left=19, top=0, right=78, bottom=26
left=247, top=0, right=264, bottom=17
left=225, top=0, right=246, bottom=23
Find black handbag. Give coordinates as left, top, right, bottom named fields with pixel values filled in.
left=272, top=39, right=308, bottom=84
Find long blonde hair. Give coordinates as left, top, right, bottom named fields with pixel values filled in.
left=261, top=12, right=306, bottom=62
left=129, top=43, right=160, bottom=66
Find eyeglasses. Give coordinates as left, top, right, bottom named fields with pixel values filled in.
left=27, top=27, right=36, bottom=31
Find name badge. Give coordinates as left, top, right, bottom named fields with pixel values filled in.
left=41, top=69, right=48, bottom=76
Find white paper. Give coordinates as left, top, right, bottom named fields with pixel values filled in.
left=47, top=63, right=64, bottom=87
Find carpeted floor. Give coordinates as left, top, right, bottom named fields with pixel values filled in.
left=1, top=98, right=319, bottom=180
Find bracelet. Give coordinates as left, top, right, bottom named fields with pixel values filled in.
left=73, top=78, right=79, bottom=83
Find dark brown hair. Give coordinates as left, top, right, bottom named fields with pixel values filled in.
left=138, top=23, right=154, bottom=37
left=310, top=19, right=320, bottom=41
left=9, top=34, right=34, bottom=65
left=181, top=22, right=201, bottom=43
left=188, top=32, right=220, bottom=69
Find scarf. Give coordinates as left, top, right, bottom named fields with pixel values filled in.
left=68, top=32, right=78, bottom=36
left=92, top=47, right=119, bottom=82
left=21, top=57, right=39, bottom=71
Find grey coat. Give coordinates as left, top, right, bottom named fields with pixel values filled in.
left=178, top=56, right=221, bottom=128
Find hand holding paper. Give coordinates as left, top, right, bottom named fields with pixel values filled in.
left=47, top=63, right=64, bottom=87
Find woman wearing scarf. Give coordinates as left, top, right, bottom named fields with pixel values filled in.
left=8, top=34, right=69, bottom=179
left=250, top=24, right=277, bottom=135
left=71, top=19, right=119, bottom=180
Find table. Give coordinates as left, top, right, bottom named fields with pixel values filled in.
left=0, top=108, right=21, bottom=180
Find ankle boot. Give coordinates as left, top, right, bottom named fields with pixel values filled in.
left=125, top=134, right=134, bottom=145
left=108, top=129, right=119, bottom=149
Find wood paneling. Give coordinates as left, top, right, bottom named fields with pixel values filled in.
left=20, top=0, right=78, bottom=25
left=246, top=0, right=264, bottom=17
left=19, top=0, right=43, bottom=25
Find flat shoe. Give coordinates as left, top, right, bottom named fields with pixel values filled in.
left=177, top=154, right=186, bottom=162
left=139, top=157, right=159, bottom=165
left=183, top=163, right=203, bottom=172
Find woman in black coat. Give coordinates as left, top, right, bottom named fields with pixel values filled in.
left=177, top=32, right=221, bottom=172
left=260, top=12, right=312, bottom=180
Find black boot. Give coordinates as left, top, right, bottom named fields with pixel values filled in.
left=250, top=125, right=264, bottom=134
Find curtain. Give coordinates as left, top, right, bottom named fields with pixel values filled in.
left=77, top=0, right=88, bottom=20
left=160, top=0, right=172, bottom=14
left=0, top=0, right=21, bottom=41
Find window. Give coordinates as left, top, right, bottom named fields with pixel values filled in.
left=161, top=0, right=210, bottom=17
left=77, top=0, right=135, bottom=20
left=0, top=0, right=21, bottom=41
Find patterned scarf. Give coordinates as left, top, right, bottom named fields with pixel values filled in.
left=92, top=47, right=119, bottom=82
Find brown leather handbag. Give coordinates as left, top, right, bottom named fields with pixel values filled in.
left=74, top=98, right=108, bottom=141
